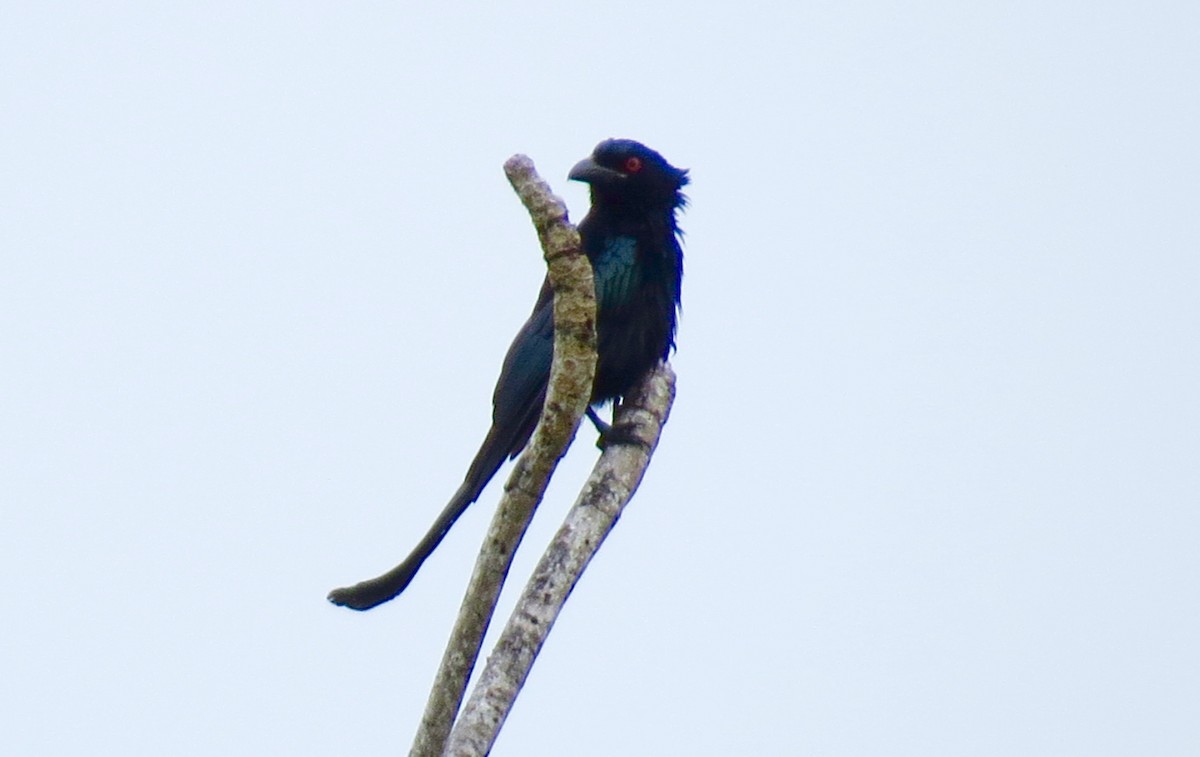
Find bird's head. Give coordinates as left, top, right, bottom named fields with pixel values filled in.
left=569, top=139, right=688, bottom=210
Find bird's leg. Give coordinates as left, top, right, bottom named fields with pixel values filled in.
left=585, top=406, right=611, bottom=435
left=586, top=407, right=612, bottom=449
left=586, top=404, right=644, bottom=449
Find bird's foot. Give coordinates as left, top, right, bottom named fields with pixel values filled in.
left=586, top=407, right=642, bottom=450
left=586, top=407, right=614, bottom=449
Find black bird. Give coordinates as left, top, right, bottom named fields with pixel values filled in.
left=328, top=139, right=688, bottom=610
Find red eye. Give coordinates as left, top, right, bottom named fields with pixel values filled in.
left=624, top=156, right=643, bottom=173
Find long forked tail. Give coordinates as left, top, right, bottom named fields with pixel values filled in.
left=327, top=420, right=526, bottom=611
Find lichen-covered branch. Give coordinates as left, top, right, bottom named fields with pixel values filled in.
left=408, top=156, right=596, bottom=757
left=443, top=362, right=676, bottom=757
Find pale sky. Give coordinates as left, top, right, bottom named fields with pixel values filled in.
left=3, top=2, right=1198, bottom=755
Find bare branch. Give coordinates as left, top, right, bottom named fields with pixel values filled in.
left=444, top=363, right=677, bottom=757
left=408, top=155, right=596, bottom=757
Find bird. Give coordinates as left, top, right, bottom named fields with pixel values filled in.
left=328, top=139, right=688, bottom=610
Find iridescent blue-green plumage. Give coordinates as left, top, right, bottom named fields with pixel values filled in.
left=329, top=140, right=688, bottom=610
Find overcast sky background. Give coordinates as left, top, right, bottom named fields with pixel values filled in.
left=3, top=2, right=1198, bottom=755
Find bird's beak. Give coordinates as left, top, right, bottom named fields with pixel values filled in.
left=568, top=156, right=626, bottom=186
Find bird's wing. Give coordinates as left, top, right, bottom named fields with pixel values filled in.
left=489, top=279, right=554, bottom=458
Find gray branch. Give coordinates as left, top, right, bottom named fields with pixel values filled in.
left=443, top=362, right=677, bottom=757
left=408, top=155, right=597, bottom=757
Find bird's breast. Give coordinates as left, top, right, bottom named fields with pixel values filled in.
left=592, top=235, right=641, bottom=308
